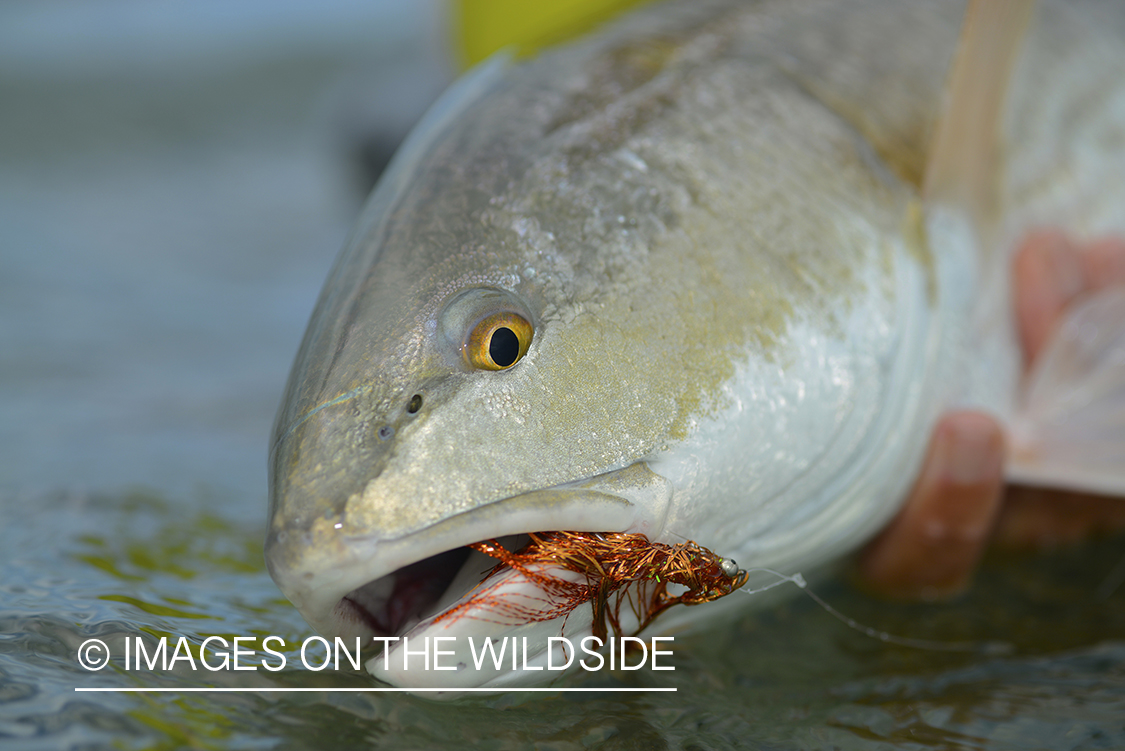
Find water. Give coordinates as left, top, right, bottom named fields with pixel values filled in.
left=4, top=490, right=1125, bottom=750
left=2, top=2, right=1124, bottom=748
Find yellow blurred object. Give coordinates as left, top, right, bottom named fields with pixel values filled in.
left=453, top=0, right=654, bottom=69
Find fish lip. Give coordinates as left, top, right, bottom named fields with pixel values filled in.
left=266, top=462, right=672, bottom=642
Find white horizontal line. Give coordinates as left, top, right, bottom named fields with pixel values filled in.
left=75, top=687, right=676, bottom=693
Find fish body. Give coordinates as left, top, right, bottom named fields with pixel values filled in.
left=267, top=0, right=1125, bottom=690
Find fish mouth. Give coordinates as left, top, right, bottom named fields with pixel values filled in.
left=266, top=463, right=673, bottom=687
left=334, top=534, right=527, bottom=640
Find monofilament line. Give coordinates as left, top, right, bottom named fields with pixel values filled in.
left=738, top=569, right=1013, bottom=655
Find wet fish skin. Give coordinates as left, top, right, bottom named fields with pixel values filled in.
left=266, top=0, right=1125, bottom=685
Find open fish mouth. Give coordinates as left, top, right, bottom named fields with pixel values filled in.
left=334, top=533, right=533, bottom=641
left=267, top=442, right=760, bottom=692
left=266, top=463, right=679, bottom=687
left=364, top=537, right=599, bottom=691
left=335, top=527, right=749, bottom=691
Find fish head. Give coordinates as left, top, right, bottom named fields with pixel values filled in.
left=265, top=63, right=689, bottom=689
left=266, top=242, right=676, bottom=688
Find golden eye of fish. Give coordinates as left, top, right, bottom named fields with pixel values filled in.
left=464, top=312, right=533, bottom=370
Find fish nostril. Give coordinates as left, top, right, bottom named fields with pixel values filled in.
left=377, top=425, right=395, bottom=441
left=407, top=394, right=423, bottom=414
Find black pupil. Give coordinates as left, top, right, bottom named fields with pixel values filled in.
left=489, top=327, right=520, bottom=367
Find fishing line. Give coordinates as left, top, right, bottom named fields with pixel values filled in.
left=736, top=568, right=1013, bottom=655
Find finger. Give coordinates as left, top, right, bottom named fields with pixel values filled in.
left=856, top=412, right=1006, bottom=600
left=1012, top=230, right=1084, bottom=367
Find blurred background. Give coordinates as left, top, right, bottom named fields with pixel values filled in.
left=0, top=0, right=452, bottom=502
left=0, top=0, right=648, bottom=504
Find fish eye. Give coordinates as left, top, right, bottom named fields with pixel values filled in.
left=438, top=287, right=536, bottom=372
left=464, top=311, right=533, bottom=370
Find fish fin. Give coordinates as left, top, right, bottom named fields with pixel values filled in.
left=924, top=0, right=1034, bottom=237
left=1006, top=286, right=1125, bottom=497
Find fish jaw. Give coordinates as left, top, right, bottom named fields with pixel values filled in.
left=367, top=564, right=597, bottom=692
left=265, top=463, right=672, bottom=662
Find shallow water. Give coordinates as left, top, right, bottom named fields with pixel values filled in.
left=5, top=487, right=1125, bottom=750
left=2, top=2, right=1124, bottom=749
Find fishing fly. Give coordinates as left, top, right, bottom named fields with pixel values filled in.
left=436, top=531, right=750, bottom=641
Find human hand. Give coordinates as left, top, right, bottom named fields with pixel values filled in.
left=857, top=232, right=1125, bottom=599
